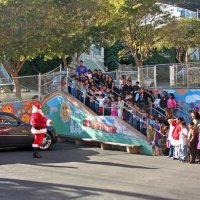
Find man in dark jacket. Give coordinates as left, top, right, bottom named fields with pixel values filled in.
left=137, top=88, right=153, bottom=111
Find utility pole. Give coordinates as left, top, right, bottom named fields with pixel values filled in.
left=197, top=9, right=200, bottom=61
left=197, top=9, right=200, bottom=19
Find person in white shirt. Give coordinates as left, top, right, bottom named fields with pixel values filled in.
left=97, top=94, right=105, bottom=115
left=179, top=121, right=188, bottom=162
left=152, top=94, right=161, bottom=117
left=117, top=96, right=124, bottom=119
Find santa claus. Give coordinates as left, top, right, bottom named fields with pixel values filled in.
left=31, top=101, right=51, bottom=158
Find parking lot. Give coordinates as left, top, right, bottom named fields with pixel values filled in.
left=0, top=142, right=200, bottom=200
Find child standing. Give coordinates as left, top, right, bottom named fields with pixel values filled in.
left=188, top=122, right=198, bottom=164
left=179, top=121, right=188, bottom=162
left=117, top=96, right=124, bottom=119
left=167, top=118, right=176, bottom=158
left=111, top=96, right=118, bottom=116
left=196, top=125, right=200, bottom=164
left=167, top=93, right=176, bottom=114
left=104, top=97, right=111, bottom=116
left=97, top=94, right=105, bottom=115
left=71, top=76, right=77, bottom=97
left=147, top=124, right=156, bottom=155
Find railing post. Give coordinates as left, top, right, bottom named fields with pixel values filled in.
left=38, top=73, right=41, bottom=101
left=83, top=95, right=86, bottom=105
left=66, top=67, right=69, bottom=93
left=59, top=64, right=62, bottom=92
left=103, top=105, right=105, bottom=116
left=154, top=65, right=157, bottom=89
left=169, top=65, right=175, bottom=87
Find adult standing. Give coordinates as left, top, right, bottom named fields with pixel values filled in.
left=190, top=111, right=200, bottom=127
left=76, top=60, right=88, bottom=77
left=31, top=102, right=51, bottom=158
left=159, top=91, right=168, bottom=115
left=137, top=88, right=153, bottom=111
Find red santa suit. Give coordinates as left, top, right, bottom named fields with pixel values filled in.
left=31, top=102, right=50, bottom=149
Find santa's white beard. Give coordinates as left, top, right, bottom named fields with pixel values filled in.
left=38, top=109, right=44, bottom=116
left=32, top=106, right=44, bottom=116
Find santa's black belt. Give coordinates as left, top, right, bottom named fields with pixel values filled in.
left=32, top=126, right=45, bottom=130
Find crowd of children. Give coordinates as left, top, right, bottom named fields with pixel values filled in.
left=163, top=111, right=200, bottom=164
left=68, top=65, right=200, bottom=163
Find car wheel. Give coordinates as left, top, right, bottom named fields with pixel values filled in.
left=39, top=132, right=53, bottom=150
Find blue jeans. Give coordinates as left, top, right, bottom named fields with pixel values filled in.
left=71, top=88, right=76, bottom=97
left=179, top=144, right=187, bottom=161
left=169, top=142, right=174, bottom=157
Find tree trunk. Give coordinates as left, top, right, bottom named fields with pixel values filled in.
left=63, top=56, right=68, bottom=68
left=176, top=48, right=183, bottom=63
left=185, top=51, right=190, bottom=64
left=13, top=75, right=22, bottom=100
left=132, top=53, right=145, bottom=87
left=71, top=52, right=81, bottom=68
left=3, top=60, right=25, bottom=101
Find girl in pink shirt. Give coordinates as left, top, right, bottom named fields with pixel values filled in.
left=167, top=93, right=176, bottom=114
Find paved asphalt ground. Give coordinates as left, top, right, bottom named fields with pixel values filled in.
left=0, top=142, right=199, bottom=200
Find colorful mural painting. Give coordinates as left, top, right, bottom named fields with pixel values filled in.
left=42, top=92, right=152, bottom=155
left=0, top=100, right=38, bottom=123
left=154, top=89, right=200, bottom=122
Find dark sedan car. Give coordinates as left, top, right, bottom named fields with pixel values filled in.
left=0, top=112, right=57, bottom=150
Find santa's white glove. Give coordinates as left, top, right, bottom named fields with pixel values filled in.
left=47, top=119, right=53, bottom=126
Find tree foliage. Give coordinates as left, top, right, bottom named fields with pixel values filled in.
left=159, top=18, right=200, bottom=63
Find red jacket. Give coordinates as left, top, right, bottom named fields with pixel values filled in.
left=31, top=112, right=47, bottom=134
left=172, top=124, right=181, bottom=140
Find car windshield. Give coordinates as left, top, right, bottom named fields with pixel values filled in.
left=0, top=115, right=18, bottom=125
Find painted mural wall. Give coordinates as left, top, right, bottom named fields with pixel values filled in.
left=42, top=92, right=152, bottom=155
left=0, top=100, right=38, bottom=123
left=154, top=89, right=200, bottom=122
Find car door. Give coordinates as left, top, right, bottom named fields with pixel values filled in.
left=0, top=118, right=9, bottom=147
left=0, top=114, right=33, bottom=147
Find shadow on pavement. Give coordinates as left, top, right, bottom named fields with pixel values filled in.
left=0, top=143, right=158, bottom=170
left=84, top=160, right=158, bottom=169
left=0, top=178, right=175, bottom=200
left=0, top=143, right=97, bottom=168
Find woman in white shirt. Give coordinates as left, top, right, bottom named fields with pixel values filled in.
left=152, top=94, right=161, bottom=117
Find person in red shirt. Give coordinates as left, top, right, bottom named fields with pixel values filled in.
left=171, top=117, right=184, bottom=160
left=31, top=102, right=51, bottom=158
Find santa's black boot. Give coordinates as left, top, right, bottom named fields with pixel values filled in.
left=33, top=147, right=42, bottom=158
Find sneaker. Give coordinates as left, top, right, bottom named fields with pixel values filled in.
left=181, top=160, right=187, bottom=163
left=168, top=155, right=172, bottom=158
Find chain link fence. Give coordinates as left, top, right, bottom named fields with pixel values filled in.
left=0, top=62, right=199, bottom=104
left=171, top=63, right=200, bottom=88
left=0, top=75, right=39, bottom=103
left=117, top=62, right=200, bottom=89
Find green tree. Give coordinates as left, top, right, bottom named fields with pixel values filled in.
left=0, top=0, right=105, bottom=99
left=159, top=18, right=200, bottom=63
left=97, top=0, right=171, bottom=84
left=43, top=0, right=108, bottom=68
left=0, top=0, right=49, bottom=99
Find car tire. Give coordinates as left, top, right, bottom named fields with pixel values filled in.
left=39, top=132, right=53, bottom=150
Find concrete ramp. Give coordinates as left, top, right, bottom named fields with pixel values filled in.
left=42, top=92, right=152, bottom=155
